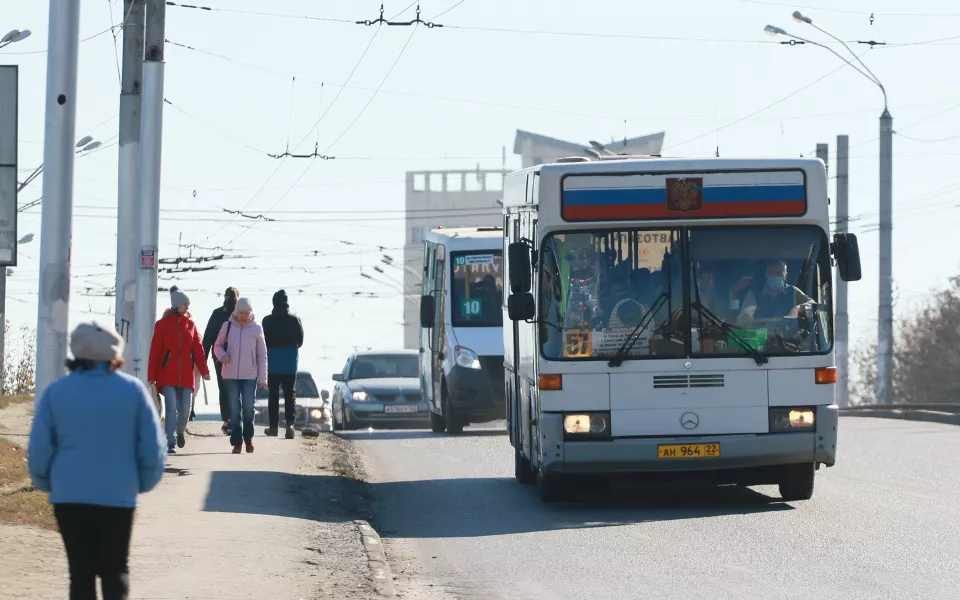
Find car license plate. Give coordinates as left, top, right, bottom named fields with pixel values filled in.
left=657, top=443, right=720, bottom=459
left=384, top=404, right=419, bottom=414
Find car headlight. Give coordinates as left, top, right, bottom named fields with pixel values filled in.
left=769, top=407, right=816, bottom=432
left=455, top=346, right=481, bottom=369
left=310, top=409, right=322, bottom=420
left=348, top=390, right=370, bottom=402
left=562, top=412, right=610, bottom=439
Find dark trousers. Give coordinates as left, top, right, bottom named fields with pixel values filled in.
left=268, top=373, right=297, bottom=428
left=54, top=503, right=135, bottom=600
left=214, top=360, right=229, bottom=421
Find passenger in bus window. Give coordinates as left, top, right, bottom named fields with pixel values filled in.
left=736, top=260, right=814, bottom=325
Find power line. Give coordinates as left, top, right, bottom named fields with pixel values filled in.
left=166, top=37, right=960, bottom=125
left=735, top=0, right=960, bottom=18
left=194, top=25, right=383, bottom=247
left=164, top=1, right=356, bottom=23
left=664, top=54, right=862, bottom=151
left=430, top=0, right=467, bottom=21
left=225, top=23, right=421, bottom=245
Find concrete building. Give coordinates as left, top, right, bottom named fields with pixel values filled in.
left=401, top=129, right=666, bottom=349
left=401, top=168, right=508, bottom=349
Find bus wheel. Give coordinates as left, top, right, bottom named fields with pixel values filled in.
left=778, top=463, right=815, bottom=501
left=429, top=410, right=446, bottom=434
left=443, top=385, right=463, bottom=435
left=515, top=441, right=534, bottom=485
left=537, top=468, right=569, bottom=502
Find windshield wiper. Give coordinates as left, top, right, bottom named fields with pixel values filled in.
left=608, top=292, right=669, bottom=368
left=690, top=301, right=769, bottom=366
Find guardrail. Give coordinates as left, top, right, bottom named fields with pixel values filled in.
left=840, top=403, right=960, bottom=426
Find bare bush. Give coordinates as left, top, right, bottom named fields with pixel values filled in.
left=851, top=275, right=960, bottom=405
left=2, top=323, right=36, bottom=397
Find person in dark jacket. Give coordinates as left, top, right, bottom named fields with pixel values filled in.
left=261, top=289, right=304, bottom=439
left=203, top=286, right=240, bottom=435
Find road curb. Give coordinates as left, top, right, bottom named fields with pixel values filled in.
left=842, top=409, right=960, bottom=426
left=357, top=520, right=397, bottom=597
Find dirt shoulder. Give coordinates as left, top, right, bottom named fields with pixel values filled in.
left=0, top=397, right=396, bottom=599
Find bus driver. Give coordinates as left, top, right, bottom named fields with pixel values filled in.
left=736, top=260, right=813, bottom=325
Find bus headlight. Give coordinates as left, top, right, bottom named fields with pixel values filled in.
left=455, top=346, right=481, bottom=369
left=769, top=407, right=816, bottom=432
left=563, top=412, right=610, bottom=438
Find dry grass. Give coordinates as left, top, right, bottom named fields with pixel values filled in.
left=0, top=394, right=32, bottom=411
left=0, top=440, right=55, bottom=529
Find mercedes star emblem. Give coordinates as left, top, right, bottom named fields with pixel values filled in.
left=680, top=412, right=700, bottom=430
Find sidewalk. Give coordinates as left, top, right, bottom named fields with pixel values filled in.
left=0, top=408, right=389, bottom=600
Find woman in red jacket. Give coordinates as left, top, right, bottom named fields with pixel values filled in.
left=148, top=286, right=210, bottom=454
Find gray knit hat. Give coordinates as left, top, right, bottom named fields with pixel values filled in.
left=70, top=321, right=124, bottom=362
left=235, top=297, right=253, bottom=313
left=170, top=285, right=190, bottom=308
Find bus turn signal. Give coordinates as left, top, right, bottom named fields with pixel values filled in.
left=539, top=374, right=562, bottom=390
left=815, top=367, right=837, bottom=384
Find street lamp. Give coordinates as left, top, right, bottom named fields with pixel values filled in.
left=0, top=29, right=31, bottom=50
left=765, top=13, right=894, bottom=406
left=17, top=135, right=101, bottom=192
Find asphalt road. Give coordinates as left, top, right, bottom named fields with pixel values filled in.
left=344, top=417, right=960, bottom=600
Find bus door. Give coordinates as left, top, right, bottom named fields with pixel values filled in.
left=431, top=243, right=447, bottom=407
left=419, top=242, right=437, bottom=410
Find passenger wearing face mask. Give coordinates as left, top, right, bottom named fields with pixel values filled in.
left=204, top=287, right=240, bottom=435
left=737, top=260, right=812, bottom=326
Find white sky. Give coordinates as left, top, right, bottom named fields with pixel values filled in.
left=2, top=0, right=958, bottom=397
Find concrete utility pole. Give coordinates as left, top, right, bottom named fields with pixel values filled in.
left=115, top=0, right=146, bottom=374
left=877, top=112, right=894, bottom=405
left=35, top=1, right=82, bottom=398
left=0, top=66, right=18, bottom=394
left=835, top=135, right=850, bottom=407
left=131, top=0, right=165, bottom=384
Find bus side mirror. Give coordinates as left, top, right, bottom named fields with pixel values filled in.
left=508, top=293, right=535, bottom=321
left=508, top=242, right=532, bottom=293
left=419, top=295, right=436, bottom=327
left=832, top=233, right=862, bottom=282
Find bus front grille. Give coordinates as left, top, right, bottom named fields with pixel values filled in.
left=653, top=374, right=725, bottom=389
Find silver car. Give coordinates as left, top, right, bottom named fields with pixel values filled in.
left=332, top=350, right=428, bottom=430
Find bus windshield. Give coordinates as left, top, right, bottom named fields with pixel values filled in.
left=538, top=226, right=832, bottom=361
left=450, top=251, right=503, bottom=327
left=688, top=226, right=832, bottom=356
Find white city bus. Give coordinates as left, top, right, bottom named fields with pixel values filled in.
left=418, top=227, right=506, bottom=434
left=502, top=156, right=861, bottom=502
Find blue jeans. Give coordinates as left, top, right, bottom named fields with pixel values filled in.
left=226, top=379, right=256, bottom=445
left=161, top=386, right=192, bottom=449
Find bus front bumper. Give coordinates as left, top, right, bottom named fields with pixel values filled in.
left=541, top=406, right=837, bottom=478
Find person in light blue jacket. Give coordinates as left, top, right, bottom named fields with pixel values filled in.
left=28, top=320, right=166, bottom=600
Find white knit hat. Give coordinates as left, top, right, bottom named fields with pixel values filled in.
left=235, top=297, right=253, bottom=312
left=70, top=321, right=124, bottom=362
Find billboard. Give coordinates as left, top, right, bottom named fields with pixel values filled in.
left=0, top=66, right=17, bottom=266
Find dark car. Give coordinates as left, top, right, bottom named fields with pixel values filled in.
left=332, top=350, right=427, bottom=430
left=253, top=371, right=330, bottom=429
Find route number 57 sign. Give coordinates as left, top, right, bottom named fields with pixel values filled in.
left=563, top=330, right=592, bottom=358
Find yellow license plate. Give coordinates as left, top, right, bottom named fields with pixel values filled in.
left=657, top=443, right=721, bottom=459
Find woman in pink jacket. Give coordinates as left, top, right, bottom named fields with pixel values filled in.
left=213, top=297, right=268, bottom=453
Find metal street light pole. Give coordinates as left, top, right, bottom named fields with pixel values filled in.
left=35, top=1, right=82, bottom=398
left=115, top=0, right=146, bottom=373
left=765, top=15, right=893, bottom=405
left=131, top=0, right=165, bottom=385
